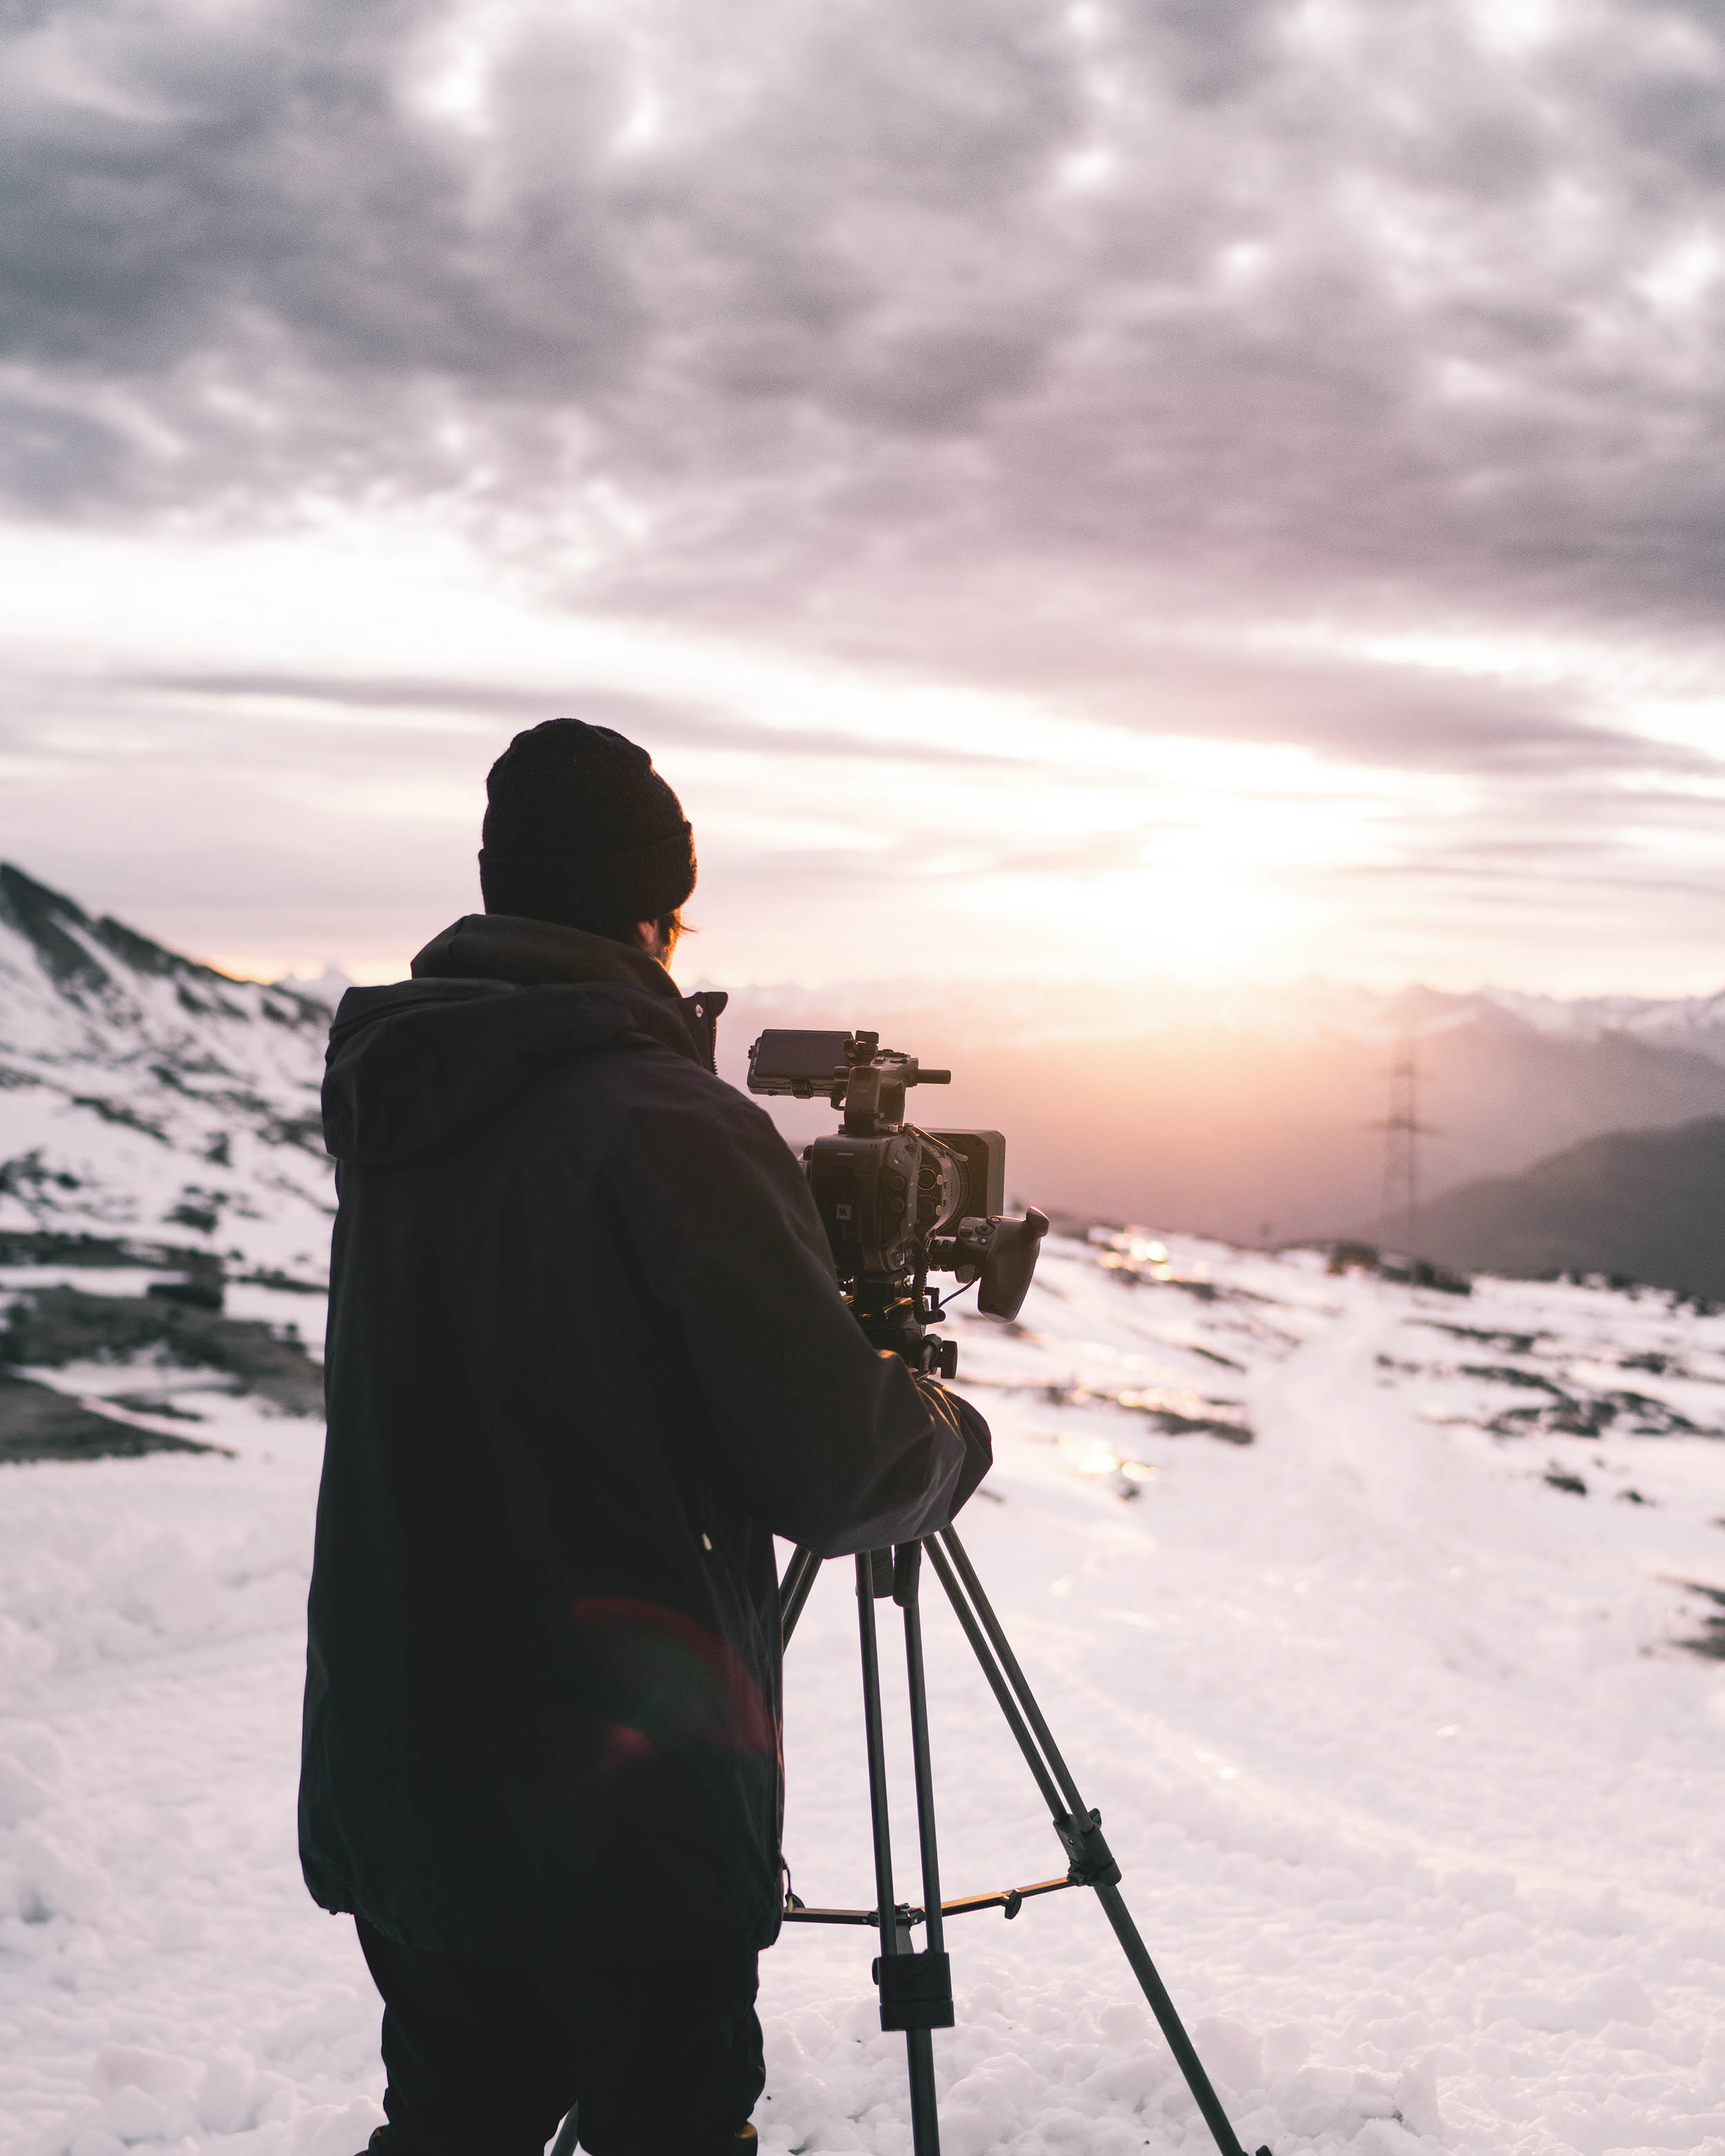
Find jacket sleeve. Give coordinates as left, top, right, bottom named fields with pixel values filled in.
left=622, top=1069, right=993, bottom=1556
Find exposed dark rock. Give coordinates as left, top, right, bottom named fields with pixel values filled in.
left=89, top=913, right=190, bottom=980
left=0, top=864, right=110, bottom=989
left=1461, top=1363, right=1562, bottom=1391
left=2, top=1285, right=323, bottom=1415
left=1138, top=1408, right=1254, bottom=1444
left=0, top=1229, right=224, bottom=1275
left=1, top=1151, right=83, bottom=1203
left=1420, top=1322, right=1552, bottom=1354
left=1677, top=1581, right=1725, bottom=1660
left=68, top=1095, right=171, bottom=1141
left=164, top=1198, right=220, bottom=1234
left=0, top=1369, right=224, bottom=1463
left=234, top=1265, right=328, bottom=1294
left=1544, top=1470, right=1588, bottom=1495
left=146, top=1277, right=225, bottom=1312
left=264, top=1112, right=326, bottom=1154
left=1489, top=1389, right=1708, bottom=1441
left=1326, top=1243, right=1470, bottom=1294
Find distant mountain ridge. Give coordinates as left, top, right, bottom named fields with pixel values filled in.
left=719, top=976, right=1725, bottom=1064
left=722, top=985, right=1725, bottom=1246
left=1467, top=986, right=1725, bottom=1065
left=1410, top=1116, right=1725, bottom=1299
left=6, top=859, right=1725, bottom=1267
left=0, top=864, right=335, bottom=1283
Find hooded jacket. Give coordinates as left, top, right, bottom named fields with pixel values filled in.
left=299, top=914, right=990, bottom=1965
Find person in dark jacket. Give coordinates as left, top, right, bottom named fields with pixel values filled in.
left=301, top=720, right=992, bottom=2156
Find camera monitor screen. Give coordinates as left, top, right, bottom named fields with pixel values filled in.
left=747, top=1030, right=854, bottom=1098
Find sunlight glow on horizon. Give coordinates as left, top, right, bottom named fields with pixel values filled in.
left=3, top=508, right=1722, bottom=1000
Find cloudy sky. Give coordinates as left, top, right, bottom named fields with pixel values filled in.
left=3, top=0, right=1723, bottom=997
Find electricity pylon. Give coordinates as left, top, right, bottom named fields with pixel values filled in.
left=1375, top=1032, right=1439, bottom=1263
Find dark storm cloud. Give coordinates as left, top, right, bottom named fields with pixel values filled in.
left=5, top=0, right=1725, bottom=737
left=0, top=3, right=642, bottom=388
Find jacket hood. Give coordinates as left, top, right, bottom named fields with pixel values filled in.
left=322, top=914, right=727, bottom=1167
left=413, top=912, right=678, bottom=997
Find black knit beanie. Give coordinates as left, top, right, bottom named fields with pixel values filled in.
left=478, top=718, right=696, bottom=932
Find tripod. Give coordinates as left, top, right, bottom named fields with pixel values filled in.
left=778, top=1525, right=1272, bottom=2156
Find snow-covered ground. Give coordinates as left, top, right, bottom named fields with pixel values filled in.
left=3, top=1232, right=1724, bottom=2156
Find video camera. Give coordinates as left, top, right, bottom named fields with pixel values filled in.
left=747, top=1028, right=1047, bottom=1377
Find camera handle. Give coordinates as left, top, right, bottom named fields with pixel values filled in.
left=854, top=1205, right=1051, bottom=1386
left=779, top=1530, right=1272, bottom=2156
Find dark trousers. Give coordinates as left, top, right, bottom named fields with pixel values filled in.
left=355, top=1918, right=765, bottom=2156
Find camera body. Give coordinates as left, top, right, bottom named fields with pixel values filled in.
left=747, top=1028, right=1046, bottom=1374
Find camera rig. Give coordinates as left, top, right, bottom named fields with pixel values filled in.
left=730, top=1032, right=1274, bottom=2156
left=747, top=1028, right=1048, bottom=1376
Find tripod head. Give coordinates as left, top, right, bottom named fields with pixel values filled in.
left=748, top=1027, right=1048, bottom=1376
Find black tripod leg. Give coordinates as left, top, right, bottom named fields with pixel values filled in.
left=927, top=1530, right=1269, bottom=2156
left=855, top=1554, right=900, bottom=1960
left=896, top=1544, right=952, bottom=2154
left=780, top=1545, right=822, bottom=1645
left=856, top=1555, right=940, bottom=2156
left=896, top=1546, right=946, bottom=1957
left=1088, top=1879, right=1261, bottom=2156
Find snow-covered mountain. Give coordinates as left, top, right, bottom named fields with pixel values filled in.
left=0, top=865, right=335, bottom=1285
left=1468, top=985, right=1725, bottom=1066
left=1224, top=980, right=1725, bottom=1063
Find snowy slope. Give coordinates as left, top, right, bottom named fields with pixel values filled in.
left=3, top=1232, right=1723, bottom=2156
left=0, top=867, right=333, bottom=1284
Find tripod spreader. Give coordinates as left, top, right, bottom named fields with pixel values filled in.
left=780, top=1525, right=1273, bottom=2156
left=783, top=1871, right=1074, bottom=1928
